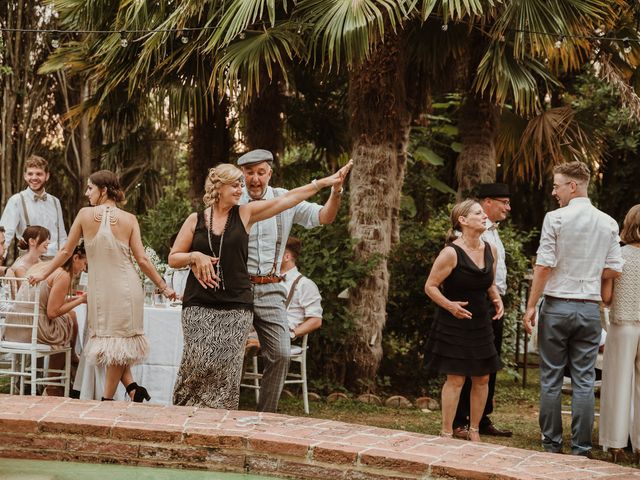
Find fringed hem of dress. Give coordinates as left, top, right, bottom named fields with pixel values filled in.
left=84, top=334, right=149, bottom=366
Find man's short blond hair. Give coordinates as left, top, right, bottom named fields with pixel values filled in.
left=553, top=161, right=590, bottom=184
left=24, top=155, right=49, bottom=173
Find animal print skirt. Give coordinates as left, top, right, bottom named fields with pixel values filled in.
left=173, top=305, right=253, bottom=409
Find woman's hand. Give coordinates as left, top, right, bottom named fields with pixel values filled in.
left=491, top=297, right=504, bottom=320
left=162, top=287, right=178, bottom=301
left=28, top=273, right=46, bottom=286
left=79, top=292, right=88, bottom=304
left=448, top=301, right=472, bottom=319
left=191, top=252, right=219, bottom=289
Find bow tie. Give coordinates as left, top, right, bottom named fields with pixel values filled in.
left=34, top=193, right=47, bottom=202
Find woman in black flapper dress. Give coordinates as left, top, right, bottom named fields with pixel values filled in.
left=424, top=199, right=503, bottom=441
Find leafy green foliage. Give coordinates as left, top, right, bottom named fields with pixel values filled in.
left=291, top=201, right=379, bottom=392
left=138, top=162, right=193, bottom=261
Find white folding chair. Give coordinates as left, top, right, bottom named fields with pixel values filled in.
left=241, top=334, right=310, bottom=414
left=0, top=276, right=71, bottom=396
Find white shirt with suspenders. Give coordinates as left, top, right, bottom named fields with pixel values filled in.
left=0, top=188, right=67, bottom=258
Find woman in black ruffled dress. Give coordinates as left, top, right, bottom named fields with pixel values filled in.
left=425, top=199, right=503, bottom=441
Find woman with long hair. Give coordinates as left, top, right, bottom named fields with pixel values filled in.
left=600, top=204, right=640, bottom=462
left=424, top=199, right=503, bottom=441
left=169, top=161, right=351, bottom=409
left=30, top=170, right=177, bottom=402
left=5, top=244, right=87, bottom=395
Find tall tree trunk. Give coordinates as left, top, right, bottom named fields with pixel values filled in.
left=455, top=93, right=499, bottom=196
left=455, top=33, right=500, bottom=196
left=243, top=71, right=285, bottom=173
left=345, top=32, right=411, bottom=392
left=188, top=90, right=230, bottom=201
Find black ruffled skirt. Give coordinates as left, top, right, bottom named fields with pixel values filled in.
left=425, top=307, right=501, bottom=377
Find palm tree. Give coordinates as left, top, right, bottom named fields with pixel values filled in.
left=47, top=0, right=639, bottom=391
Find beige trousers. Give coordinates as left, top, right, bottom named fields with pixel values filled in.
left=599, top=323, right=640, bottom=450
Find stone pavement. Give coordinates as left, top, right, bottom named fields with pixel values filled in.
left=0, top=394, right=638, bottom=479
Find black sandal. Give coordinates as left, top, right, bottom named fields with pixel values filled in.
left=101, top=397, right=114, bottom=401
left=126, top=382, right=151, bottom=402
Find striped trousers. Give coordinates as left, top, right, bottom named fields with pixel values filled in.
left=252, top=282, right=291, bottom=412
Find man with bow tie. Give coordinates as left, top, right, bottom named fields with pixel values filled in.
left=0, top=155, right=67, bottom=260
left=452, top=183, right=513, bottom=439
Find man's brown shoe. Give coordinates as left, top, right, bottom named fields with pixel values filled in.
left=479, top=423, right=512, bottom=437
left=452, top=426, right=469, bottom=440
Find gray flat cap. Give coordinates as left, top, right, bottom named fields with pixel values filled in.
left=237, top=149, right=273, bottom=167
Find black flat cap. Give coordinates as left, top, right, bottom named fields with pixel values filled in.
left=237, top=149, right=274, bottom=167
left=476, top=183, right=511, bottom=198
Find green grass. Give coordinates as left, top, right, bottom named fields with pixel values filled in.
left=240, top=369, right=639, bottom=469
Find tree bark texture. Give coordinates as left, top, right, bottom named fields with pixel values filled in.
left=243, top=70, right=285, bottom=172
left=455, top=92, right=499, bottom=197
left=1, top=0, right=52, bottom=205
left=454, top=32, right=500, bottom=197
left=345, top=32, right=411, bottom=392
left=189, top=90, right=230, bottom=201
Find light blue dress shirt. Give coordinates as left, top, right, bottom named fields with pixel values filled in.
left=239, top=186, right=322, bottom=276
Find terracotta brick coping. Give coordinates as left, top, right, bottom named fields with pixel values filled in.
left=0, top=394, right=638, bottom=480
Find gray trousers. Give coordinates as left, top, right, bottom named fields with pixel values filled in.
left=538, top=296, right=601, bottom=455
left=252, top=282, right=291, bottom=412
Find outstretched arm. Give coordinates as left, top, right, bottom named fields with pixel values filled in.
left=240, top=160, right=353, bottom=230
left=317, top=163, right=350, bottom=224
left=28, top=210, right=85, bottom=285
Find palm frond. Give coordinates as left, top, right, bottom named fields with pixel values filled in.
left=491, top=0, right=620, bottom=67
left=498, top=106, right=602, bottom=183
left=474, top=41, right=560, bottom=115
left=296, top=0, right=409, bottom=68
left=213, top=24, right=305, bottom=100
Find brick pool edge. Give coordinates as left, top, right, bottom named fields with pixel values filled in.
left=0, top=395, right=638, bottom=479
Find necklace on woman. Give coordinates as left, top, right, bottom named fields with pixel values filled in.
left=461, top=236, right=483, bottom=251
left=207, top=207, right=229, bottom=291
left=93, top=204, right=119, bottom=225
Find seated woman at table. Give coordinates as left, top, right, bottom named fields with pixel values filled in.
left=5, top=244, right=87, bottom=395
left=6, top=226, right=51, bottom=295
left=169, top=161, right=351, bottom=409
left=29, top=170, right=177, bottom=402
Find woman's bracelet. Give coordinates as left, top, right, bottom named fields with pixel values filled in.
left=311, top=179, right=321, bottom=192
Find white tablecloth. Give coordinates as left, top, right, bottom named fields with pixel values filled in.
left=73, top=304, right=183, bottom=404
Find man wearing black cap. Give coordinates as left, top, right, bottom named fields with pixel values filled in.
left=237, top=149, right=347, bottom=412
left=453, top=183, right=513, bottom=438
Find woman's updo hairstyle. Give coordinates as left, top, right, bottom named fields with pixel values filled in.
left=203, top=163, right=244, bottom=207
left=18, top=226, right=50, bottom=250
left=445, top=199, right=480, bottom=244
left=89, top=170, right=125, bottom=203
left=62, top=242, right=86, bottom=273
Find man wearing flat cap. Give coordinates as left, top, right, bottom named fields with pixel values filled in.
left=237, top=148, right=347, bottom=412
left=453, top=183, right=513, bottom=439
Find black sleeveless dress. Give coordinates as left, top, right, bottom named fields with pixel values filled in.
left=425, top=243, right=502, bottom=377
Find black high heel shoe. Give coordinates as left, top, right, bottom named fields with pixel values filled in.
left=126, top=382, right=151, bottom=402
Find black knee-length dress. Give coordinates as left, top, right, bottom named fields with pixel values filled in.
left=425, top=243, right=502, bottom=377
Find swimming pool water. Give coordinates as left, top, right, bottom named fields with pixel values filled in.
left=0, top=458, right=285, bottom=480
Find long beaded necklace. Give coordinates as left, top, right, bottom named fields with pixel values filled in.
left=206, top=207, right=229, bottom=291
